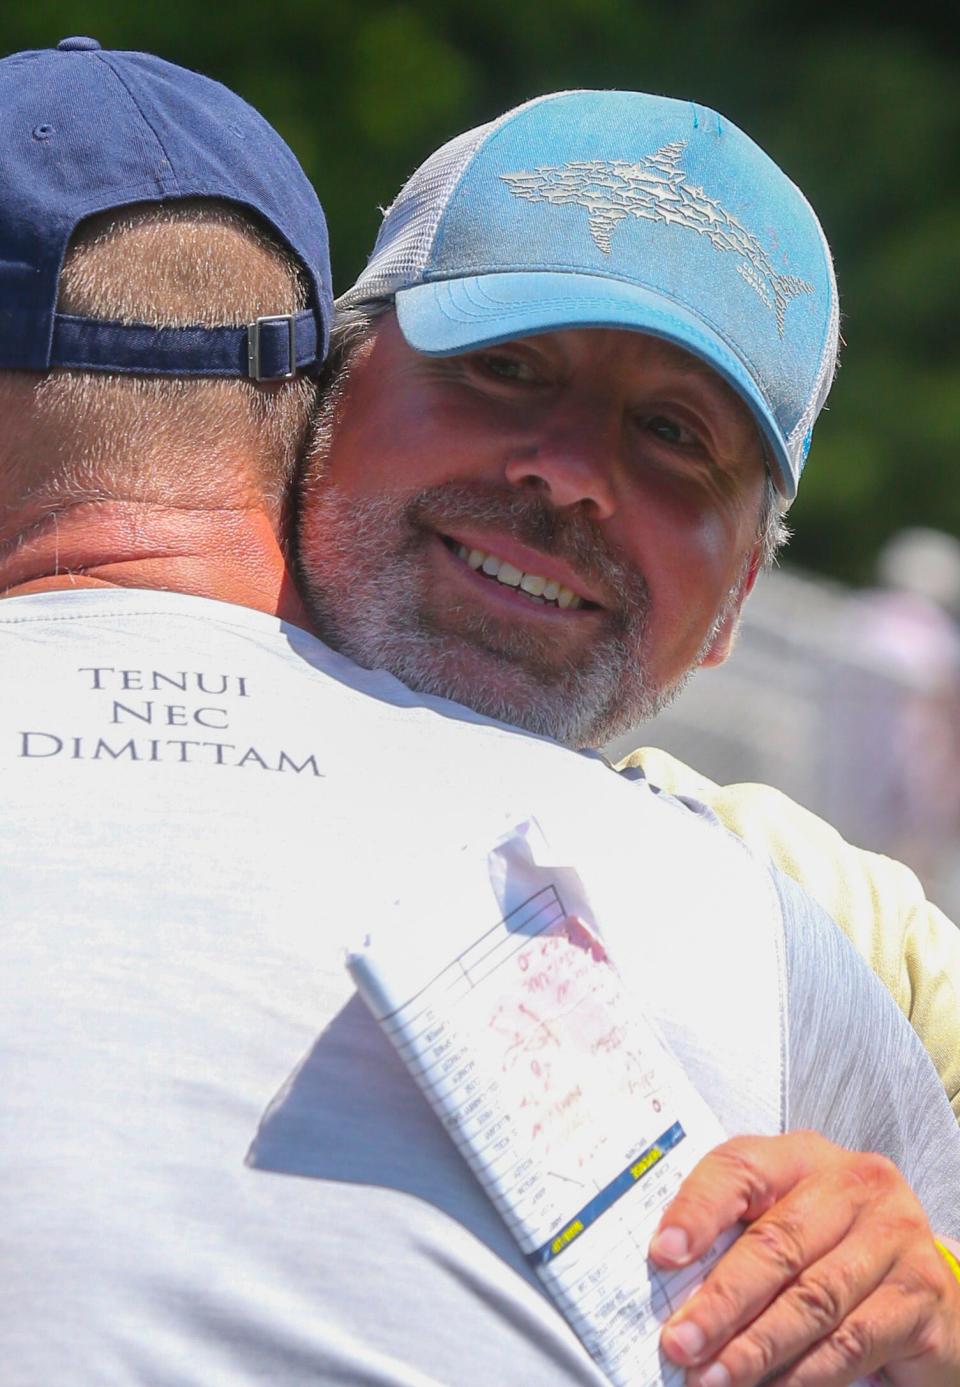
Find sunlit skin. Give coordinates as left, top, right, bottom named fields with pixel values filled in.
left=298, top=313, right=767, bottom=744
left=0, top=499, right=308, bottom=624
left=0, top=372, right=309, bottom=624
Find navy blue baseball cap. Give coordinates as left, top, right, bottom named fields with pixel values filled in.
left=0, top=37, right=332, bottom=380
left=342, top=90, right=840, bottom=500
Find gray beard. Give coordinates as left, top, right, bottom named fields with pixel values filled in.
left=297, top=477, right=722, bottom=748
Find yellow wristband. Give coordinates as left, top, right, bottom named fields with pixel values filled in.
left=934, top=1238, right=960, bottom=1287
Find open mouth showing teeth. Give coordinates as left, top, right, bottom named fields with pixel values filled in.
left=443, top=537, right=589, bottom=610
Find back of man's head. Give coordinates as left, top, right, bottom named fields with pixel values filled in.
left=0, top=38, right=332, bottom=537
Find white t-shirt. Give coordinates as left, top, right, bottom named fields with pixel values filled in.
left=2, top=588, right=957, bottom=1386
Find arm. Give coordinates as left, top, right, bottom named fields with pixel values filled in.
left=620, top=749, right=960, bottom=1382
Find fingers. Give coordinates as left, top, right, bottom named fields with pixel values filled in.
left=650, top=1132, right=829, bottom=1268
left=649, top=1132, right=959, bottom=1387
left=659, top=1168, right=882, bottom=1375
left=770, top=1281, right=930, bottom=1386
left=667, top=1227, right=896, bottom=1386
left=705, top=1269, right=947, bottom=1387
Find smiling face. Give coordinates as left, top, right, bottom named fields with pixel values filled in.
left=297, top=311, right=768, bottom=747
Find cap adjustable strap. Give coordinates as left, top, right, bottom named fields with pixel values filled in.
left=48, top=309, right=319, bottom=380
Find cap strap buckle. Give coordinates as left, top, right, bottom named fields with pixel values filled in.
left=44, top=310, right=319, bottom=378
left=247, top=314, right=297, bottom=381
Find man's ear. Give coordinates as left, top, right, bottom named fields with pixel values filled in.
left=699, top=542, right=762, bottom=669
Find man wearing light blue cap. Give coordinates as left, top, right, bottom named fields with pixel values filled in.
left=297, top=91, right=960, bottom=1385
left=300, top=89, right=837, bottom=747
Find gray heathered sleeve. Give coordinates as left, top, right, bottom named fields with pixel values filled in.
left=771, top=865, right=960, bottom=1239
left=617, top=770, right=960, bottom=1238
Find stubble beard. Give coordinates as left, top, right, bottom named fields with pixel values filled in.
left=297, top=472, right=714, bottom=748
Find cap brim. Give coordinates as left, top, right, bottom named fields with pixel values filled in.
left=395, top=271, right=795, bottom=500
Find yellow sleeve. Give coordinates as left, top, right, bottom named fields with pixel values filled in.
left=617, top=745, right=960, bottom=1121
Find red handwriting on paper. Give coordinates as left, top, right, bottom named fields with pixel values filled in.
left=482, top=922, right=641, bottom=1164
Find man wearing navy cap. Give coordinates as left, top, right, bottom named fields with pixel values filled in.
left=296, top=92, right=960, bottom=1385
left=0, top=35, right=330, bottom=618
left=1, top=49, right=958, bottom=1386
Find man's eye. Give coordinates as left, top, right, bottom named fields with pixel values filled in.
left=471, top=352, right=536, bottom=383
left=644, top=414, right=695, bottom=446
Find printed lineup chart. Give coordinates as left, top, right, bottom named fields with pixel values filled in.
left=349, top=883, right=735, bottom=1385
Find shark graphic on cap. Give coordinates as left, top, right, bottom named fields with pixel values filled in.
left=501, top=142, right=813, bottom=338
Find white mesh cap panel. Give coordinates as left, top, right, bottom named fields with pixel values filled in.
left=340, top=93, right=572, bottom=306
left=340, top=123, right=496, bottom=304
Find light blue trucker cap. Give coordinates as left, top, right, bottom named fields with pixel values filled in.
left=340, top=90, right=840, bottom=501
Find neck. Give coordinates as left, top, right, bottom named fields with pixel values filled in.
left=0, top=498, right=311, bottom=628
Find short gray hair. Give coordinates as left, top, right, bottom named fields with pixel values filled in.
left=320, top=297, right=790, bottom=569
left=1, top=201, right=319, bottom=513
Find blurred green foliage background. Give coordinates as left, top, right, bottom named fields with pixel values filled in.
left=4, top=1, right=958, bottom=584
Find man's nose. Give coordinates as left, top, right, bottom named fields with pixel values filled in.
left=502, top=416, right=618, bottom=520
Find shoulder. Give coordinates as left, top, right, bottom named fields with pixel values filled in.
left=616, top=745, right=960, bottom=1122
